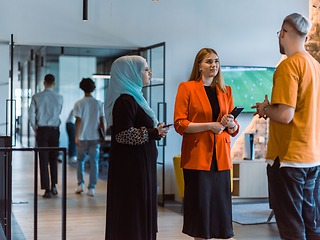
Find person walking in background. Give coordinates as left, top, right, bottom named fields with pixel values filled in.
left=28, top=74, right=63, bottom=198
left=74, top=78, right=105, bottom=197
left=253, top=13, right=320, bottom=240
left=104, top=55, right=169, bottom=240
left=66, top=109, right=77, bottom=163
left=174, top=48, right=239, bottom=240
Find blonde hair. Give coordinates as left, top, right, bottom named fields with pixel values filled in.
left=189, top=48, right=227, bottom=93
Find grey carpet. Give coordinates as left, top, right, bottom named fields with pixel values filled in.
left=232, top=203, right=276, bottom=225
left=0, top=224, right=5, bottom=240
left=11, top=212, right=26, bottom=240
left=0, top=212, right=26, bottom=240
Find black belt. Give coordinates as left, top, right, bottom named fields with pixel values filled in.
left=38, top=126, right=59, bottom=130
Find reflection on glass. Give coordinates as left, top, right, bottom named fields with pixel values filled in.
left=157, top=163, right=163, bottom=200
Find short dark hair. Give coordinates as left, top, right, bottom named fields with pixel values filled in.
left=80, top=78, right=96, bottom=93
left=44, top=74, right=55, bottom=85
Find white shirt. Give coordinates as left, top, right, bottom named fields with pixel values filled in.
left=28, top=88, right=63, bottom=131
left=266, top=159, right=320, bottom=168
left=66, top=109, right=75, bottom=124
left=73, top=96, right=104, bottom=141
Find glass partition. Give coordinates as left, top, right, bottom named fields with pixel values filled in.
left=140, top=42, right=166, bottom=206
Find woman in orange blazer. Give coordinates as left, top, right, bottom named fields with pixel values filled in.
left=174, top=48, right=239, bottom=240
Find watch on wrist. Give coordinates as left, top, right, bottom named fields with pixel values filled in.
left=263, top=104, right=268, bottom=112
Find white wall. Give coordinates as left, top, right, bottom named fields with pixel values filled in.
left=0, top=44, right=9, bottom=136
left=0, top=0, right=309, bottom=198
left=21, top=60, right=29, bottom=147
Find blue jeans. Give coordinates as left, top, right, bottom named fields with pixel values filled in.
left=76, top=140, right=100, bottom=189
left=267, top=157, right=320, bottom=240
left=315, top=172, right=320, bottom=224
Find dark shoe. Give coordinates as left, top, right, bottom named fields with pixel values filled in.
left=51, top=187, right=58, bottom=195
left=43, top=190, right=52, bottom=198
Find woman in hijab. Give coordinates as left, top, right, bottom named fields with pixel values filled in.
left=104, top=55, right=169, bottom=240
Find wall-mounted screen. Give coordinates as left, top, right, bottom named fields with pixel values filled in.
left=221, top=66, right=275, bottom=113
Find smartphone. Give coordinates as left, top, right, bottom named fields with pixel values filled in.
left=230, top=106, right=244, bottom=119
left=163, top=123, right=173, bottom=128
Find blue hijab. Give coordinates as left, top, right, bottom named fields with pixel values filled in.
left=104, top=55, right=158, bottom=127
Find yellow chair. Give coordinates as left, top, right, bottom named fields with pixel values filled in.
left=230, top=164, right=233, bottom=192
left=173, top=154, right=184, bottom=198
left=173, top=154, right=233, bottom=197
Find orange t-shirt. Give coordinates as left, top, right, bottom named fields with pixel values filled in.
left=266, top=52, right=320, bottom=163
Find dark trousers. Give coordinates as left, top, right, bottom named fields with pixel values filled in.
left=267, top=157, right=320, bottom=240
left=36, top=127, right=60, bottom=191
left=66, top=122, right=76, bottom=158
left=314, top=172, right=320, bottom=223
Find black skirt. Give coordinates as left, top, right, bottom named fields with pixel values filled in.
left=182, top=153, right=234, bottom=239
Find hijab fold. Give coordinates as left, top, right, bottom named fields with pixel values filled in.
left=104, top=55, right=158, bottom=127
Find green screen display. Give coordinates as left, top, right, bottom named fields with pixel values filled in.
left=221, top=66, right=275, bottom=113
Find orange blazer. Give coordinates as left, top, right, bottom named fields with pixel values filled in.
left=174, top=79, right=239, bottom=171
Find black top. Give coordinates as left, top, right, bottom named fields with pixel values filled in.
left=204, top=86, right=220, bottom=122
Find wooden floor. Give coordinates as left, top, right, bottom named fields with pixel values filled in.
left=10, top=145, right=281, bottom=240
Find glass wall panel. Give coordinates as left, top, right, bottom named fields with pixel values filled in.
left=140, top=43, right=166, bottom=206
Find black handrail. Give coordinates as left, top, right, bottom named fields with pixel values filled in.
left=0, top=136, right=12, bottom=240
left=0, top=147, right=67, bottom=240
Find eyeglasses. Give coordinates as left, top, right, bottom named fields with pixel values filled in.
left=277, top=28, right=287, bottom=38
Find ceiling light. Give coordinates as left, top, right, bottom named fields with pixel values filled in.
left=83, top=0, right=88, bottom=21
left=92, top=74, right=111, bottom=79
left=30, top=49, right=33, bottom=62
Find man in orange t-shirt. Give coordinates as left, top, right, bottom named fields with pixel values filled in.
left=253, top=13, right=320, bottom=240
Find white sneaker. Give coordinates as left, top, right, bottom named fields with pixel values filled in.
left=87, top=188, right=95, bottom=197
left=75, top=183, right=84, bottom=194
left=69, top=156, right=77, bottom=164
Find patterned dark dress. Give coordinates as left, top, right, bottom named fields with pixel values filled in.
left=105, top=94, right=159, bottom=240
left=182, top=86, right=234, bottom=239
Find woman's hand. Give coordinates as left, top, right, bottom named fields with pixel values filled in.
left=157, top=122, right=169, bottom=138
left=208, top=122, right=225, bottom=134
left=221, top=114, right=238, bottom=134
left=221, top=114, right=236, bottom=128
